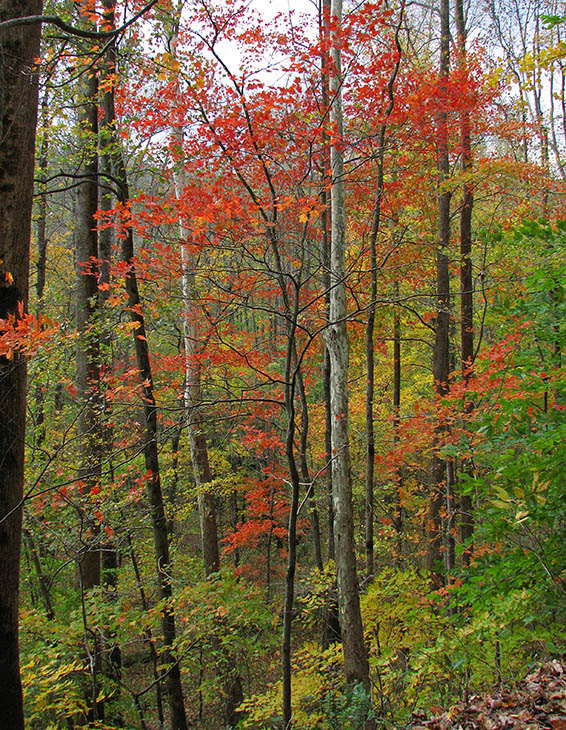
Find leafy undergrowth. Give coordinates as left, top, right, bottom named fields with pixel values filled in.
left=408, top=661, right=566, bottom=729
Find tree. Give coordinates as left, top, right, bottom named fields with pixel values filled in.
left=456, top=0, right=475, bottom=566
left=0, top=0, right=42, bottom=726
left=327, top=0, right=374, bottom=709
left=427, top=0, right=451, bottom=591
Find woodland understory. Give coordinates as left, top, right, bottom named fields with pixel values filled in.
left=0, top=0, right=564, bottom=728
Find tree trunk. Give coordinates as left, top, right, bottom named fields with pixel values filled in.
left=23, top=526, right=54, bottom=619
left=74, top=66, right=102, bottom=594
left=320, top=0, right=335, bottom=566
left=102, top=19, right=188, bottom=726
left=364, top=5, right=402, bottom=581
left=36, top=91, right=49, bottom=301
left=393, top=279, right=404, bottom=564
left=456, top=0, right=475, bottom=569
left=169, top=27, right=219, bottom=578
left=0, top=0, right=42, bottom=725
left=74, top=62, right=104, bottom=721
left=427, top=0, right=451, bottom=592
left=327, top=0, right=374, bottom=713
left=282, top=319, right=301, bottom=730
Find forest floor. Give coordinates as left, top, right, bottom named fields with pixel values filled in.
left=408, top=660, right=566, bottom=729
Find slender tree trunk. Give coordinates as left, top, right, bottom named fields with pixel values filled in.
left=364, top=19, right=402, bottom=577
left=23, top=527, right=54, bottom=619
left=282, top=311, right=301, bottom=730
left=319, top=0, right=342, bottom=651
left=328, top=0, right=374, bottom=713
left=169, top=28, right=219, bottom=577
left=119, top=184, right=188, bottom=730
left=392, top=279, right=404, bottom=564
left=456, top=0, right=475, bottom=569
left=320, top=0, right=335, bottom=565
left=296, top=358, right=323, bottom=571
left=74, top=64, right=104, bottom=722
left=36, top=91, right=49, bottom=301
left=96, top=8, right=123, bottom=716
left=127, top=531, right=165, bottom=727
left=427, top=0, right=451, bottom=592
left=75, top=66, right=102, bottom=594
left=0, top=0, right=42, bottom=725
left=101, top=23, right=187, bottom=726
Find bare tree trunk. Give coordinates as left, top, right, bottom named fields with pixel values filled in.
left=282, top=307, right=302, bottom=730
left=320, top=0, right=335, bottom=566
left=101, top=21, right=187, bottom=726
left=36, top=91, right=49, bottom=301
left=427, top=0, right=451, bottom=592
left=97, top=7, right=123, bottom=716
left=127, top=531, right=164, bottom=727
left=0, top=0, right=42, bottom=725
left=392, top=279, right=404, bottom=564
left=169, top=27, right=219, bottom=578
left=328, top=0, right=374, bottom=715
left=74, top=64, right=103, bottom=722
left=74, top=67, right=102, bottom=594
left=23, top=527, right=54, bottom=619
left=119, top=183, right=188, bottom=730
left=456, top=0, right=475, bottom=569
left=364, top=11, right=402, bottom=579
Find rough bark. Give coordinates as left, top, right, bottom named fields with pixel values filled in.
left=0, top=0, right=42, bottom=724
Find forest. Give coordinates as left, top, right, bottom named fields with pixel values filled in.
left=0, top=0, right=564, bottom=727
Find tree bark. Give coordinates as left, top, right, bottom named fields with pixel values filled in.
left=169, top=27, right=219, bottom=578
left=393, top=279, right=404, bottom=564
left=36, top=91, right=48, bottom=301
left=74, top=66, right=102, bottom=594
left=0, top=0, right=42, bottom=725
left=456, top=0, right=474, bottom=569
left=364, top=19, right=402, bottom=578
left=327, top=0, right=374, bottom=713
left=320, top=0, right=335, bottom=566
left=102, top=16, right=188, bottom=726
left=74, top=62, right=104, bottom=721
left=427, top=0, right=451, bottom=592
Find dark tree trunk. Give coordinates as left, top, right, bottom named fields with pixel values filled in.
left=393, top=280, right=404, bottom=564
left=101, top=12, right=187, bottom=725
left=427, top=0, right=451, bottom=592
left=127, top=531, right=164, bottom=727
left=282, top=329, right=301, bottom=730
left=73, top=56, right=105, bottom=723
left=365, top=9, right=402, bottom=580
left=74, top=66, right=102, bottom=593
left=0, top=0, right=42, bottom=725
left=119, top=151, right=188, bottom=730
left=23, top=527, right=54, bottom=619
left=456, top=0, right=475, bottom=569
left=36, top=91, right=48, bottom=301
